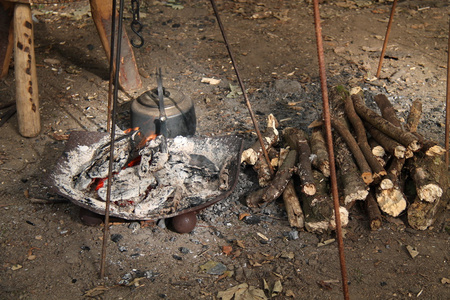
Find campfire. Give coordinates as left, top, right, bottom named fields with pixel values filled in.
left=48, top=131, right=243, bottom=220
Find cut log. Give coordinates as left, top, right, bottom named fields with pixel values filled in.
left=406, top=99, right=422, bottom=133
left=241, top=114, right=279, bottom=165
left=365, top=191, right=382, bottom=231
left=344, top=94, right=386, bottom=180
left=242, top=114, right=279, bottom=187
left=407, top=155, right=449, bottom=230
left=404, top=100, right=444, bottom=157
left=365, top=123, right=407, bottom=159
left=310, top=128, right=330, bottom=177
left=333, top=126, right=369, bottom=206
left=373, top=94, right=402, bottom=128
left=408, top=155, right=444, bottom=203
left=331, top=117, right=373, bottom=184
left=329, top=206, right=349, bottom=230
left=246, top=150, right=297, bottom=208
left=352, top=94, right=420, bottom=151
left=376, top=187, right=407, bottom=217
left=302, top=170, right=334, bottom=233
left=282, top=180, right=305, bottom=228
left=283, top=127, right=316, bottom=195
left=407, top=197, right=445, bottom=231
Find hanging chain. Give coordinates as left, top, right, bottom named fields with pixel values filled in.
left=130, top=0, right=144, bottom=48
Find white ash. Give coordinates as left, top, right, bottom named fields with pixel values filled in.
left=51, top=132, right=237, bottom=220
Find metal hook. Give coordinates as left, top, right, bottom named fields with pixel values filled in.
left=131, top=20, right=144, bottom=48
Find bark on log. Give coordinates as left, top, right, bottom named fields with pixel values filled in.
left=246, top=150, right=297, bottom=208
left=241, top=114, right=279, bottom=165
left=310, top=128, right=330, bottom=177
left=408, top=155, right=444, bottom=203
left=302, top=170, right=334, bottom=233
left=373, top=94, right=402, bottom=128
left=283, top=127, right=316, bottom=195
left=365, top=191, right=382, bottom=231
left=282, top=180, right=305, bottom=228
left=407, top=155, right=449, bottom=230
left=344, top=94, right=386, bottom=180
left=406, top=100, right=422, bottom=133
left=365, top=123, right=407, bottom=159
left=333, top=127, right=369, bottom=206
left=242, top=114, right=279, bottom=187
left=403, top=99, right=444, bottom=157
left=331, top=117, right=373, bottom=184
left=352, top=94, right=420, bottom=151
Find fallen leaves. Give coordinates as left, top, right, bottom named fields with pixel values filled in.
left=217, top=283, right=267, bottom=300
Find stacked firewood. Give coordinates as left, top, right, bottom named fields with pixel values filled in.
left=242, top=86, right=448, bottom=232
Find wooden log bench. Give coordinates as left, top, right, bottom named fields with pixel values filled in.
left=0, top=0, right=142, bottom=137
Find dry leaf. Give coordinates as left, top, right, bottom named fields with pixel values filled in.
left=201, top=77, right=221, bottom=85
left=83, top=286, right=109, bottom=297
left=222, top=245, right=233, bottom=256
left=235, top=240, right=246, bottom=248
left=239, top=213, right=250, bottom=220
left=406, top=245, right=419, bottom=258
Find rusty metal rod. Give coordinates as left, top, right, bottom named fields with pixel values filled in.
left=106, top=0, right=118, bottom=133
left=100, top=0, right=125, bottom=279
left=209, top=0, right=274, bottom=176
left=376, top=0, right=398, bottom=78
left=313, top=1, right=349, bottom=299
left=446, top=17, right=450, bottom=167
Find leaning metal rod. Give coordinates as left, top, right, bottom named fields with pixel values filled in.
left=209, top=0, right=274, bottom=176
left=106, top=0, right=118, bottom=132
left=446, top=18, right=450, bottom=167
left=313, top=1, right=349, bottom=299
left=100, top=0, right=125, bottom=279
left=376, top=0, right=398, bottom=78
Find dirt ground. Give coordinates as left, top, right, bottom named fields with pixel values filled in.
left=1, top=0, right=449, bottom=299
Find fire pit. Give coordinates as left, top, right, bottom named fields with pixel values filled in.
left=48, top=131, right=243, bottom=220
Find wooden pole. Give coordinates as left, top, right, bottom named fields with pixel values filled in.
left=89, top=0, right=142, bottom=93
left=14, top=3, right=40, bottom=137
left=0, top=1, right=14, bottom=79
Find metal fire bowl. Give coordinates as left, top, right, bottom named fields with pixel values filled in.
left=47, top=131, right=243, bottom=220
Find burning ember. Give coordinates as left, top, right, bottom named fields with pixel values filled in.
left=48, top=131, right=243, bottom=220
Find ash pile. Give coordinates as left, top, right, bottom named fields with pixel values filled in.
left=48, top=131, right=242, bottom=220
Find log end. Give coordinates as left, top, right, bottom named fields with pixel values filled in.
left=376, top=189, right=407, bottom=217
left=362, top=172, right=374, bottom=185
left=418, top=184, right=443, bottom=203
left=408, top=140, right=421, bottom=152
left=303, top=183, right=317, bottom=196
left=329, top=206, right=349, bottom=230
